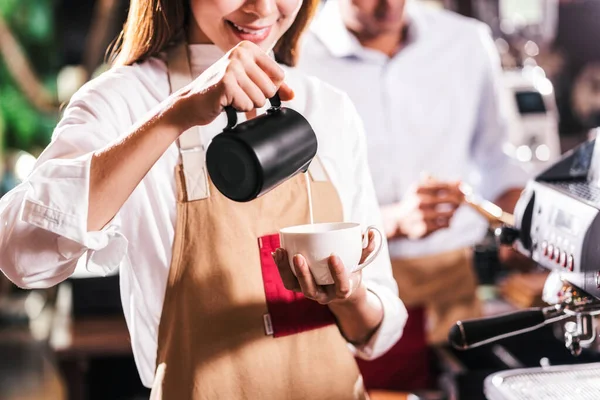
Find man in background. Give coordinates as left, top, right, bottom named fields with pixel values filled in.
left=298, top=0, right=528, bottom=391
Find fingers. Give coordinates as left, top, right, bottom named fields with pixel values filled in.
left=327, top=254, right=352, bottom=300
left=253, top=49, right=285, bottom=87
left=417, top=180, right=464, bottom=199
left=403, top=211, right=452, bottom=239
left=182, top=41, right=292, bottom=129
left=275, top=246, right=363, bottom=304
left=293, top=254, right=327, bottom=303
left=420, top=210, right=452, bottom=234
left=272, top=248, right=301, bottom=291
left=416, top=191, right=463, bottom=210
left=220, top=71, right=254, bottom=112
left=425, top=217, right=449, bottom=232
left=223, top=41, right=291, bottom=110
left=278, top=82, right=295, bottom=101
left=416, top=208, right=454, bottom=220
left=416, top=181, right=460, bottom=193
left=232, top=61, right=270, bottom=108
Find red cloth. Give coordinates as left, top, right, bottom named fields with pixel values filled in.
left=356, top=307, right=430, bottom=392
left=258, top=234, right=336, bottom=338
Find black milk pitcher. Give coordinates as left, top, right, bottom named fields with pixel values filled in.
left=206, top=93, right=318, bottom=202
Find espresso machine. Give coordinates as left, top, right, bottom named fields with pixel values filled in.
left=450, top=139, right=600, bottom=399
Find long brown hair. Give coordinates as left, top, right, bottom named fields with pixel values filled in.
left=110, top=0, right=319, bottom=67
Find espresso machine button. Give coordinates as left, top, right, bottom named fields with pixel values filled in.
left=567, top=255, right=574, bottom=272
left=542, top=241, right=548, bottom=256
left=559, top=251, right=567, bottom=267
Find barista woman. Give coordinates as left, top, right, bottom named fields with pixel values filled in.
left=0, top=0, right=407, bottom=398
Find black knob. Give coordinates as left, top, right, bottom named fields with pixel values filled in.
left=495, top=226, right=520, bottom=246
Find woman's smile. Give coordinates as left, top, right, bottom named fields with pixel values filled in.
left=225, top=20, right=274, bottom=43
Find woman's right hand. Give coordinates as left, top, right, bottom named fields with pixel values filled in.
left=87, top=41, right=294, bottom=232
left=168, top=40, right=295, bottom=131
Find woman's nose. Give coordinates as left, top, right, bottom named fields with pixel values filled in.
left=240, top=0, right=277, bottom=19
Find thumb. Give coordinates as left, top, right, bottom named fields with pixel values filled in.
left=278, top=81, right=295, bottom=101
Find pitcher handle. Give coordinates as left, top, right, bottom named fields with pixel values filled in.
left=224, top=92, right=282, bottom=130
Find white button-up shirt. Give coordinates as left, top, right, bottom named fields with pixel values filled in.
left=0, top=45, right=407, bottom=387
left=298, top=0, right=529, bottom=258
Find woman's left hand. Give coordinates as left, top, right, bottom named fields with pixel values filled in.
left=272, top=230, right=377, bottom=305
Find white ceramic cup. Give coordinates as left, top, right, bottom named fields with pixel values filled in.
left=279, top=222, right=383, bottom=285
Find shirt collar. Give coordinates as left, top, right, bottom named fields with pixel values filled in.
left=310, top=0, right=362, bottom=58
left=310, top=0, right=427, bottom=59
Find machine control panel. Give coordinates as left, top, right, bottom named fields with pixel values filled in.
left=515, top=180, right=600, bottom=297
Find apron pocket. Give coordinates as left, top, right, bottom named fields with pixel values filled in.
left=258, top=233, right=335, bottom=338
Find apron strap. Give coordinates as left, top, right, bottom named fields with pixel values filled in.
left=166, top=44, right=210, bottom=201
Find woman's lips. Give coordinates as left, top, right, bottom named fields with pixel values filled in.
left=227, top=20, right=273, bottom=43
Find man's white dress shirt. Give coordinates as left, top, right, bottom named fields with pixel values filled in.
left=298, top=0, right=528, bottom=258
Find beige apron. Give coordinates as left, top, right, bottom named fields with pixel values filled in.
left=151, top=44, right=365, bottom=399
left=391, top=248, right=481, bottom=344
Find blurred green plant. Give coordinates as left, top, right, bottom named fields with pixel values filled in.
left=0, top=0, right=60, bottom=154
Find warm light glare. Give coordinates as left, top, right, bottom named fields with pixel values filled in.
left=535, top=144, right=551, bottom=161
left=516, top=145, right=533, bottom=162
left=533, top=66, right=546, bottom=78
left=535, top=77, right=554, bottom=96
left=524, top=40, right=540, bottom=57
left=14, top=152, right=37, bottom=181
left=495, top=38, right=510, bottom=54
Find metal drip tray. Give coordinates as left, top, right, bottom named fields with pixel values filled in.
left=484, top=362, right=600, bottom=400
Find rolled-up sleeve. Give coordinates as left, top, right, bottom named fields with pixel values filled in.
left=342, top=95, right=407, bottom=359
left=0, top=90, right=128, bottom=289
left=471, top=25, right=529, bottom=201
left=352, top=281, right=408, bottom=359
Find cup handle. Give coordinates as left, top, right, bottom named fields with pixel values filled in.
left=354, top=226, right=383, bottom=273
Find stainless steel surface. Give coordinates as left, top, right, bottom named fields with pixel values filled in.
left=484, top=362, right=600, bottom=400
left=563, top=314, right=595, bottom=356
left=469, top=141, right=600, bottom=399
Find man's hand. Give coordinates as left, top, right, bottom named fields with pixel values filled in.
left=382, top=179, right=464, bottom=240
